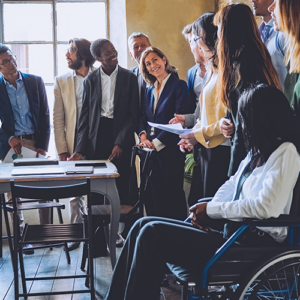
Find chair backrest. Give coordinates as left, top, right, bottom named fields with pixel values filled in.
left=128, top=146, right=156, bottom=214
left=10, top=178, right=91, bottom=201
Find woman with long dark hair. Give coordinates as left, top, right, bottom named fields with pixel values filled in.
left=104, top=84, right=300, bottom=300
left=215, top=3, right=281, bottom=176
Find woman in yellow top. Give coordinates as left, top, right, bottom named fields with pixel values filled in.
left=172, top=12, right=232, bottom=206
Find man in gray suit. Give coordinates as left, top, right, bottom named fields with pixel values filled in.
left=128, top=32, right=151, bottom=109
left=69, top=38, right=139, bottom=208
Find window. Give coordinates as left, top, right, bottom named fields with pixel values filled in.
left=0, top=0, right=107, bottom=157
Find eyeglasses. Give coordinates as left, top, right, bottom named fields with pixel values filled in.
left=194, top=36, right=203, bottom=43
left=0, top=55, right=16, bottom=67
left=66, top=47, right=77, bottom=55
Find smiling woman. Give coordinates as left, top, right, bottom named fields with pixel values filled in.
left=137, top=46, right=192, bottom=220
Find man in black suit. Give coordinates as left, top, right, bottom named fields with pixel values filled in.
left=0, top=44, right=51, bottom=254
left=69, top=39, right=139, bottom=207
left=128, top=32, right=151, bottom=109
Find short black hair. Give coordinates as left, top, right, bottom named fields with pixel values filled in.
left=69, top=38, right=95, bottom=68
left=90, top=39, right=111, bottom=58
left=238, top=84, right=300, bottom=170
left=0, top=44, right=11, bottom=56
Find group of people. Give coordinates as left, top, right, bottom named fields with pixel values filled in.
left=1, top=0, right=300, bottom=298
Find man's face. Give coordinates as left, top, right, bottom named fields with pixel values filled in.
left=97, top=41, right=118, bottom=69
left=188, top=34, right=206, bottom=64
left=65, top=43, right=82, bottom=70
left=251, top=0, right=274, bottom=17
left=129, top=36, right=151, bottom=64
left=0, top=51, right=18, bottom=77
left=268, top=0, right=281, bottom=31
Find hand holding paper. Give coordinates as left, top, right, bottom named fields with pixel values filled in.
left=147, top=122, right=192, bottom=135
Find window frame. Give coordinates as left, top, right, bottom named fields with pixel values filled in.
left=0, top=0, right=108, bottom=83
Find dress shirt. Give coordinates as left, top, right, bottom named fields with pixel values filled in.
left=259, top=19, right=287, bottom=89
left=100, top=65, right=118, bottom=119
left=74, top=67, right=94, bottom=124
left=151, top=73, right=172, bottom=151
left=207, top=142, right=300, bottom=242
left=4, top=72, right=35, bottom=139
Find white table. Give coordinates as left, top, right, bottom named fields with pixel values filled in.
left=0, top=160, right=120, bottom=268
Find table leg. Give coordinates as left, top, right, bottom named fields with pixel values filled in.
left=0, top=194, right=3, bottom=257
left=92, top=178, right=120, bottom=269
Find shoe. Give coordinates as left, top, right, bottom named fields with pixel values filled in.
left=116, top=234, right=125, bottom=248
left=67, top=241, right=81, bottom=251
left=23, top=244, right=34, bottom=255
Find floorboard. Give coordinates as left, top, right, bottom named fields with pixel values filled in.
left=0, top=239, right=181, bottom=300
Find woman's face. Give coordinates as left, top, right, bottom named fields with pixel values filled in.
left=144, top=52, right=167, bottom=79
left=268, top=0, right=281, bottom=31
left=196, top=29, right=214, bottom=60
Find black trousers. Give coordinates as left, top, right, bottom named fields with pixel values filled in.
left=94, top=117, right=133, bottom=205
left=144, top=147, right=187, bottom=220
left=104, top=216, right=227, bottom=300
left=188, top=145, right=231, bottom=207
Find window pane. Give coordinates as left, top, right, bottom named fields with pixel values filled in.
left=3, top=4, right=53, bottom=42
left=57, top=3, right=106, bottom=41
left=57, top=44, right=100, bottom=76
left=6, top=44, right=54, bottom=84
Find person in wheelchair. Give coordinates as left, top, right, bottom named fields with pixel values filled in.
left=103, top=84, right=300, bottom=300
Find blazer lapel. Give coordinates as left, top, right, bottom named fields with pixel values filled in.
left=149, top=89, right=155, bottom=116
left=0, top=77, right=15, bottom=131
left=67, top=72, right=77, bottom=117
left=22, top=73, right=38, bottom=131
left=154, top=75, right=173, bottom=116
left=114, top=66, right=124, bottom=109
left=93, top=68, right=102, bottom=116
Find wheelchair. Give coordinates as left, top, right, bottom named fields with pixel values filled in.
left=168, top=176, right=300, bottom=300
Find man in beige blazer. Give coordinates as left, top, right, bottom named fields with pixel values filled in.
left=53, top=38, right=95, bottom=250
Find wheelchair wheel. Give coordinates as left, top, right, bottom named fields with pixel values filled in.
left=237, top=251, right=300, bottom=299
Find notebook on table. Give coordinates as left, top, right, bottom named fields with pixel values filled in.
left=11, top=167, right=65, bottom=176
left=65, top=166, right=94, bottom=175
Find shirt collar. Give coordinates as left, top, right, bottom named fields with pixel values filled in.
left=100, top=64, right=118, bottom=76
left=154, top=73, right=172, bottom=89
left=3, top=71, right=22, bottom=86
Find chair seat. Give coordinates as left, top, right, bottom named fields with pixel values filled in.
left=6, top=202, right=65, bottom=211
left=22, top=223, right=84, bottom=244
left=82, top=204, right=134, bottom=216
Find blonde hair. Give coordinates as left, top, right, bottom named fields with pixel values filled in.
left=140, top=47, right=174, bottom=85
left=277, top=0, right=300, bottom=73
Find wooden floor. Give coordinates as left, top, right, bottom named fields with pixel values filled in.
left=0, top=239, right=181, bottom=300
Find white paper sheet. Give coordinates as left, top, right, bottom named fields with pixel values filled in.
left=147, top=122, right=192, bottom=135
left=3, top=147, right=46, bottom=163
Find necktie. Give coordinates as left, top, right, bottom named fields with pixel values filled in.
left=262, top=25, right=274, bottom=43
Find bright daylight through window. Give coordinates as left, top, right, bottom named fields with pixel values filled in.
left=0, top=0, right=106, bottom=158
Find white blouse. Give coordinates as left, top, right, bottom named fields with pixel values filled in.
left=207, top=142, right=300, bottom=242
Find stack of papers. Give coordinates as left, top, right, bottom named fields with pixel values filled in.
left=147, top=122, right=192, bottom=135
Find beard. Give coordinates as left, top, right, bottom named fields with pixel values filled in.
left=68, top=58, right=83, bottom=71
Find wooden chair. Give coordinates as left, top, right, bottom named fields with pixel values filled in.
left=6, top=178, right=95, bottom=299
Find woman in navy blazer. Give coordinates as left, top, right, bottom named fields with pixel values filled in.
left=137, top=47, right=191, bottom=220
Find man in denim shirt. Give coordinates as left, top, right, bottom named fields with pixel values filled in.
left=0, top=44, right=50, bottom=254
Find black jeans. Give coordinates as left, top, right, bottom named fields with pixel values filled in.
left=104, top=216, right=226, bottom=300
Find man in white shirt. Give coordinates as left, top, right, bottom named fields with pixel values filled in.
left=69, top=39, right=139, bottom=245
left=53, top=38, right=95, bottom=250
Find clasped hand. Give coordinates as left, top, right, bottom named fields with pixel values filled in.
left=178, top=133, right=197, bottom=153
left=189, top=202, right=211, bottom=231
left=136, top=133, right=155, bottom=150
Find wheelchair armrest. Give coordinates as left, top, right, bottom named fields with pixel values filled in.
left=197, top=197, right=213, bottom=204
left=243, top=215, right=300, bottom=226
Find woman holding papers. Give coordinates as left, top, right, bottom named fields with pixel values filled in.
left=137, top=46, right=191, bottom=220
left=173, top=12, right=231, bottom=206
